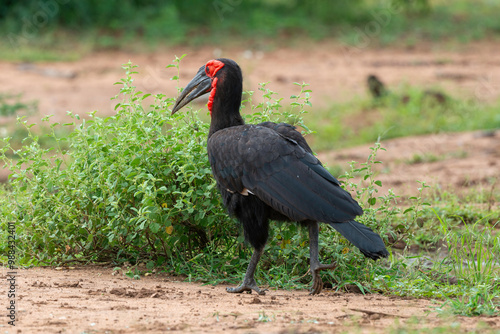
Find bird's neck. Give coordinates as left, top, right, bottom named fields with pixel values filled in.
left=208, top=81, right=245, bottom=137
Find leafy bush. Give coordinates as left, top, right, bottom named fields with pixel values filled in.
left=0, top=56, right=397, bottom=276
left=0, top=57, right=233, bottom=266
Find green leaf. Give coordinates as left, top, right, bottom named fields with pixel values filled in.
left=130, top=156, right=141, bottom=166
left=149, top=222, right=161, bottom=233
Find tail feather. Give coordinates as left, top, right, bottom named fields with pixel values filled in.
left=328, top=220, right=389, bottom=260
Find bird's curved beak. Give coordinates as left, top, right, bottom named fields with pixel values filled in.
left=171, top=66, right=212, bottom=115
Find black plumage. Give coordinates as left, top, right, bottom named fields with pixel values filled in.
left=367, top=74, right=387, bottom=99
left=172, top=58, right=389, bottom=295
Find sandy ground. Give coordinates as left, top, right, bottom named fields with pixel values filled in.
left=1, top=41, right=500, bottom=123
left=319, top=130, right=500, bottom=198
left=1, top=42, right=500, bottom=333
left=2, top=266, right=499, bottom=334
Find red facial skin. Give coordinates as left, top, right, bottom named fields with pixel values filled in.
left=205, top=59, right=225, bottom=78
left=205, top=59, right=225, bottom=115
left=207, top=77, right=218, bottom=115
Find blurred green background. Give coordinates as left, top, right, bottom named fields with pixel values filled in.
left=1, top=0, right=499, bottom=59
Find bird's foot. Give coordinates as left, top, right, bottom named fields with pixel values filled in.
left=226, top=278, right=268, bottom=295
left=309, top=262, right=337, bottom=295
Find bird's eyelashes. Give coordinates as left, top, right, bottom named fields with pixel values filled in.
left=205, top=66, right=210, bottom=75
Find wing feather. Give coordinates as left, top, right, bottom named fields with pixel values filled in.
left=208, top=124, right=362, bottom=223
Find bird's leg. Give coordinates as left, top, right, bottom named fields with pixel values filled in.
left=309, top=222, right=337, bottom=295
left=226, top=247, right=268, bottom=295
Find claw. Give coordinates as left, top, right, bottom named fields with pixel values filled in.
left=226, top=279, right=267, bottom=295
left=309, top=262, right=337, bottom=295
left=310, top=275, right=323, bottom=295
left=228, top=248, right=266, bottom=295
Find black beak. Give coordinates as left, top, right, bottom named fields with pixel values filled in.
left=171, top=66, right=212, bottom=115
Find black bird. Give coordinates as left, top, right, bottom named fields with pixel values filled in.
left=172, top=58, right=389, bottom=295
left=367, top=74, right=448, bottom=105
left=367, top=74, right=387, bottom=99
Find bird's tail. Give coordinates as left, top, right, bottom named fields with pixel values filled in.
left=327, top=220, right=389, bottom=260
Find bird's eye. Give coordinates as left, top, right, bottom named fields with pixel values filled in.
left=205, top=66, right=210, bottom=75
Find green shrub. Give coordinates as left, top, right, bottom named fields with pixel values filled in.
left=0, top=57, right=233, bottom=266
left=0, top=57, right=396, bottom=277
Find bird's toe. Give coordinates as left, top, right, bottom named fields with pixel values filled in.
left=226, top=285, right=251, bottom=293
left=309, top=261, right=337, bottom=295
left=309, top=278, right=323, bottom=295
left=226, top=280, right=267, bottom=295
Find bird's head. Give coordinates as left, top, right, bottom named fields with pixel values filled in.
left=171, top=58, right=242, bottom=116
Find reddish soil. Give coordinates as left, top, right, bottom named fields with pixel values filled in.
left=1, top=42, right=500, bottom=333
left=319, top=130, right=500, bottom=198
left=1, top=41, right=500, bottom=123
left=4, top=266, right=499, bottom=333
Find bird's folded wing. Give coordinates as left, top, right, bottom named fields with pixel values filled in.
left=208, top=124, right=363, bottom=223
left=258, top=121, right=314, bottom=154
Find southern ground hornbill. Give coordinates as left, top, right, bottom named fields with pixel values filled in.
left=171, top=58, right=389, bottom=295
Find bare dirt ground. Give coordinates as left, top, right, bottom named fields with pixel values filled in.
left=1, top=42, right=500, bottom=333
left=319, top=130, right=500, bottom=198
left=1, top=41, right=500, bottom=122
left=3, top=266, right=499, bottom=334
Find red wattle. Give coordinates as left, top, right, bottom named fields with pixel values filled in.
left=207, top=77, right=218, bottom=116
